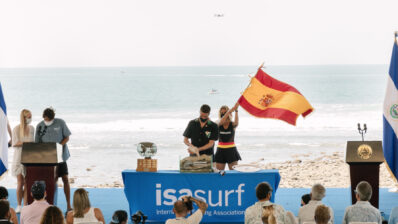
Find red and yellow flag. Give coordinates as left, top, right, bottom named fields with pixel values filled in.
left=238, top=68, right=313, bottom=125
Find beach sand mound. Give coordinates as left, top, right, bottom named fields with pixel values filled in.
left=264, top=151, right=397, bottom=188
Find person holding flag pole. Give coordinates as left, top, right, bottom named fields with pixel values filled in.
left=383, top=31, right=398, bottom=193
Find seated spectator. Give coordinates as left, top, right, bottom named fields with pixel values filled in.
left=245, top=182, right=292, bottom=224
left=40, top=206, right=64, bottom=224
left=165, top=196, right=208, bottom=224
left=110, top=210, right=128, bottom=224
left=0, top=186, right=18, bottom=224
left=342, top=181, right=382, bottom=224
left=20, top=181, right=50, bottom=224
left=301, top=194, right=311, bottom=207
left=66, top=188, right=105, bottom=224
left=389, top=206, right=398, bottom=224
left=314, top=205, right=331, bottom=224
left=298, top=184, right=334, bottom=224
left=0, top=200, right=12, bottom=224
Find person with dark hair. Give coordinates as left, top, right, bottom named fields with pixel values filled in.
left=40, top=206, right=64, bottom=224
left=245, top=182, right=291, bottom=224
left=214, top=102, right=241, bottom=170
left=0, top=186, right=18, bottom=224
left=20, top=181, right=50, bottom=224
left=301, top=194, right=311, bottom=206
left=183, top=104, right=219, bottom=157
left=35, top=107, right=72, bottom=211
left=166, top=196, right=208, bottom=224
left=110, top=210, right=128, bottom=224
left=342, top=181, right=382, bottom=224
left=0, top=200, right=12, bottom=224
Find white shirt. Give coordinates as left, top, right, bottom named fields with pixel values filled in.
left=298, top=200, right=334, bottom=224
left=165, top=210, right=203, bottom=224
left=342, top=201, right=382, bottom=224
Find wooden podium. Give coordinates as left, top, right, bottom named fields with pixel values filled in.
left=21, top=143, right=58, bottom=205
left=346, top=141, right=384, bottom=208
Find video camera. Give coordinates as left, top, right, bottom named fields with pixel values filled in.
left=131, top=210, right=147, bottom=224
left=183, top=196, right=194, bottom=213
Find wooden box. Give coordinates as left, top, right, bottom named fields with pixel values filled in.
left=136, top=158, right=157, bottom=172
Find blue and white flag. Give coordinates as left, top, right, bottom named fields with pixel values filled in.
left=0, top=83, right=8, bottom=177
left=383, top=34, right=398, bottom=182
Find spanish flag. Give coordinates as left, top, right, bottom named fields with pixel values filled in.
left=238, top=68, right=313, bottom=125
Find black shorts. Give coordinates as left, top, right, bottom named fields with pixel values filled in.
left=57, top=162, right=69, bottom=177
left=215, top=147, right=241, bottom=164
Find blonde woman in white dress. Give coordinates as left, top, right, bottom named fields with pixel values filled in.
left=12, top=109, right=34, bottom=213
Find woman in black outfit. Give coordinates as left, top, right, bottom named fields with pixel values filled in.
left=215, top=102, right=241, bottom=170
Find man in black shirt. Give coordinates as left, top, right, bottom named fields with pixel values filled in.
left=183, top=104, right=219, bottom=156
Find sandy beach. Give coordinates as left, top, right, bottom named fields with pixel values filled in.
left=265, top=151, right=397, bottom=188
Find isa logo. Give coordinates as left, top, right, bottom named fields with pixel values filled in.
left=390, top=104, right=398, bottom=119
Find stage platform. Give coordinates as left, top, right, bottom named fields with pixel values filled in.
left=6, top=188, right=398, bottom=224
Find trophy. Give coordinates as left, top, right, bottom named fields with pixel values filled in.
left=136, top=142, right=158, bottom=172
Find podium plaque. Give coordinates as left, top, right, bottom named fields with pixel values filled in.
left=346, top=141, right=383, bottom=208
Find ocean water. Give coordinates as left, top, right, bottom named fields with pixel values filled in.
left=0, top=65, right=389, bottom=187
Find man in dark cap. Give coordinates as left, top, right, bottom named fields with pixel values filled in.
left=20, top=181, right=50, bottom=224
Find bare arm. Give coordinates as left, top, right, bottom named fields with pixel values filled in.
left=198, top=140, right=214, bottom=152
left=60, top=136, right=69, bottom=146
left=190, top=197, right=208, bottom=214
left=94, top=208, right=105, bottom=224
left=184, top=137, right=192, bottom=147
left=219, top=102, right=240, bottom=126
left=66, top=211, right=74, bottom=224
left=7, top=122, right=12, bottom=145
left=10, top=208, right=18, bottom=224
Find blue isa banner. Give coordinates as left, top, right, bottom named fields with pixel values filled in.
left=122, top=170, right=281, bottom=223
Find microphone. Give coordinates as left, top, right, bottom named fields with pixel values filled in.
left=357, top=123, right=361, bottom=131
left=364, top=124, right=367, bottom=132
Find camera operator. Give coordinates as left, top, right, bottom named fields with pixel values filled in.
left=166, top=196, right=208, bottom=224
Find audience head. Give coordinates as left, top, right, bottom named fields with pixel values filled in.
left=311, top=184, right=325, bottom=201
left=355, top=181, right=372, bottom=201
left=110, top=210, right=128, bottom=224
left=0, top=200, right=10, bottom=220
left=43, top=108, right=55, bottom=121
left=261, top=205, right=276, bottom=224
left=31, top=181, right=46, bottom=200
left=301, top=193, right=311, bottom=206
left=173, top=200, right=188, bottom=217
left=73, top=188, right=91, bottom=218
left=40, top=206, right=64, bottom=224
left=314, top=205, right=331, bottom=224
left=0, top=186, right=8, bottom=200
left=199, top=104, right=211, bottom=121
left=256, top=182, right=273, bottom=201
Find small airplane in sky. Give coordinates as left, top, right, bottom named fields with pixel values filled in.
left=214, top=14, right=224, bottom=17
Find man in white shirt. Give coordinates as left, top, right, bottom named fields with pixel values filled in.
left=245, top=182, right=292, bottom=224
left=166, top=196, right=208, bottom=224
left=298, top=184, right=334, bottom=224
left=342, top=181, right=382, bottom=224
